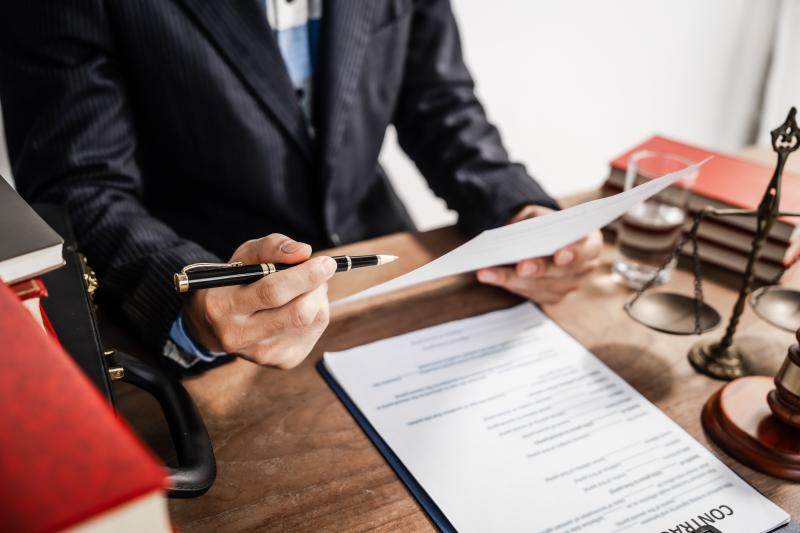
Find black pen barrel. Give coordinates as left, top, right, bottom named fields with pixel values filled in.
left=333, top=255, right=379, bottom=272
left=349, top=255, right=379, bottom=268
left=274, top=255, right=378, bottom=273
left=181, top=265, right=265, bottom=291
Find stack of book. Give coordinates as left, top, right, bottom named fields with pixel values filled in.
left=0, top=281, right=170, bottom=533
left=0, top=176, right=172, bottom=531
left=0, top=177, right=64, bottom=332
left=603, top=136, right=800, bottom=282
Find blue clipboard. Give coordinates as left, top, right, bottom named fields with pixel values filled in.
left=318, top=359, right=800, bottom=532
left=317, top=359, right=456, bottom=532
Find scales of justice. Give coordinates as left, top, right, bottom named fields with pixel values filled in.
left=624, top=107, right=800, bottom=480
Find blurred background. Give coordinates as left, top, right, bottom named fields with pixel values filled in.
left=1, top=0, right=798, bottom=230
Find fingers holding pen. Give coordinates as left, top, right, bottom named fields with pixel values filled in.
left=181, top=236, right=390, bottom=368
left=209, top=255, right=334, bottom=356
left=235, top=255, right=336, bottom=314
left=219, top=283, right=331, bottom=356
left=250, top=290, right=330, bottom=369
left=261, top=282, right=330, bottom=332
left=231, top=233, right=312, bottom=265
left=186, top=231, right=335, bottom=356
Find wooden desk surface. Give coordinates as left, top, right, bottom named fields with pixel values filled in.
left=110, top=223, right=800, bottom=531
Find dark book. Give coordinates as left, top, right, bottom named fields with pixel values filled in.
left=0, top=177, right=64, bottom=283
left=604, top=221, right=787, bottom=283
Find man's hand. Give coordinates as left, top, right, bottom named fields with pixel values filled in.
left=476, top=205, right=602, bottom=304
left=182, top=234, right=336, bottom=369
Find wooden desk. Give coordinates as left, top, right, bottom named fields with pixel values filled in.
left=109, top=224, right=800, bottom=531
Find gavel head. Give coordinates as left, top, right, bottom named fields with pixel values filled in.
left=767, top=329, right=800, bottom=428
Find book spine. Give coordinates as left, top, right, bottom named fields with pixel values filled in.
left=605, top=223, right=785, bottom=282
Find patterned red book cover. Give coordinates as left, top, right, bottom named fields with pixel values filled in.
left=0, top=282, right=167, bottom=533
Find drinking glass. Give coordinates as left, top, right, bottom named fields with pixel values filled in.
left=612, top=151, right=698, bottom=289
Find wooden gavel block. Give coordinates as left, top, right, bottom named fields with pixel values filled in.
left=702, top=331, right=800, bottom=481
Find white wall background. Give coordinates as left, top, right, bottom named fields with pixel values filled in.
left=759, top=0, right=800, bottom=140
left=381, top=0, right=791, bottom=230
left=1, top=1, right=798, bottom=224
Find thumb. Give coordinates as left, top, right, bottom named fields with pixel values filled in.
left=230, top=233, right=312, bottom=265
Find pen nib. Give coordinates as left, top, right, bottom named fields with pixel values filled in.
left=377, top=254, right=399, bottom=265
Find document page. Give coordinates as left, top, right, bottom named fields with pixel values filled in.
left=338, top=161, right=706, bottom=305
left=323, top=304, right=788, bottom=533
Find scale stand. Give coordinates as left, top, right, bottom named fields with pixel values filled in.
left=624, top=108, right=800, bottom=481
left=625, top=107, right=800, bottom=380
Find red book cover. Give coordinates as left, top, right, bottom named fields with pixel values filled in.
left=39, top=302, right=59, bottom=342
left=0, top=282, right=167, bottom=533
left=9, top=277, right=60, bottom=344
left=611, top=135, right=800, bottom=225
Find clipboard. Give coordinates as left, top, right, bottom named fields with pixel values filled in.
left=319, top=356, right=800, bottom=533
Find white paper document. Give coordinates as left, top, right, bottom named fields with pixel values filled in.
left=338, top=160, right=707, bottom=305
left=323, top=303, right=789, bottom=533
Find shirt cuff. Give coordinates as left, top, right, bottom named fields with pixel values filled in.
left=164, top=313, right=227, bottom=369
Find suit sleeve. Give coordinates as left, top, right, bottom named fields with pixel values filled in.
left=393, top=0, right=559, bottom=236
left=0, top=0, right=219, bottom=354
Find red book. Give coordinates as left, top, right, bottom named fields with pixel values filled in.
left=607, top=135, right=800, bottom=242
left=10, top=277, right=48, bottom=300
left=0, top=282, right=170, bottom=533
left=10, top=277, right=58, bottom=340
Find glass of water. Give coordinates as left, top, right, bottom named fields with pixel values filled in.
left=612, top=151, right=698, bottom=289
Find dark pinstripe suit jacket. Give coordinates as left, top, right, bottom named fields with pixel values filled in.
left=0, top=0, right=557, bottom=354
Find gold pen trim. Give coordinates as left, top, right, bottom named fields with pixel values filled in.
left=181, top=261, right=243, bottom=273
left=174, top=272, right=190, bottom=293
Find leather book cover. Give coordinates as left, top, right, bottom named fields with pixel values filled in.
left=0, top=281, right=167, bottom=533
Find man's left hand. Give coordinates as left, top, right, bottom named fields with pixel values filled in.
left=476, top=205, right=603, bottom=304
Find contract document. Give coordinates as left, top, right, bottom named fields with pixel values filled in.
left=322, top=304, right=789, bottom=532
left=337, top=160, right=706, bottom=305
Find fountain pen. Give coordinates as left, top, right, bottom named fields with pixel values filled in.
left=173, top=254, right=398, bottom=293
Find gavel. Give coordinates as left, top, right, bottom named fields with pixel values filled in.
left=701, top=328, right=800, bottom=481
left=768, top=330, right=800, bottom=428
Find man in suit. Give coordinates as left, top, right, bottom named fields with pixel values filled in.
left=0, top=0, right=601, bottom=371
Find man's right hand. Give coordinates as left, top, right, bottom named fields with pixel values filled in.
left=182, top=234, right=336, bottom=369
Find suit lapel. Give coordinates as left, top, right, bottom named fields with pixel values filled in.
left=177, top=0, right=313, bottom=160
left=317, top=0, right=378, bottom=167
